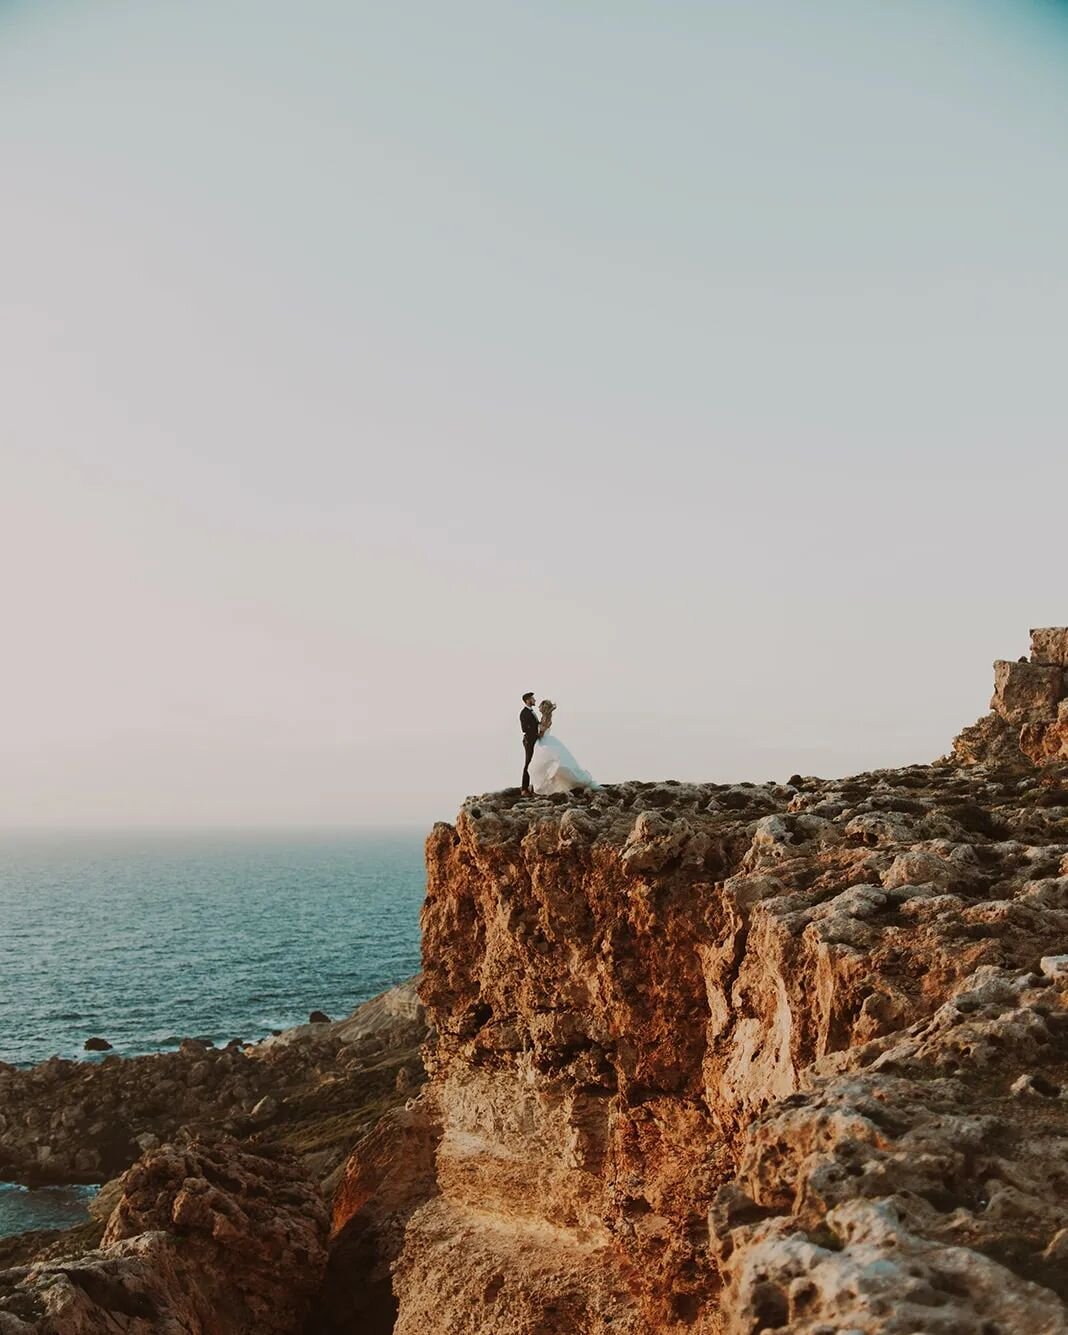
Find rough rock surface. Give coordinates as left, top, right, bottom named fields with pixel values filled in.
left=334, top=750, right=1068, bottom=1333
left=948, top=710, right=1030, bottom=768
left=10, top=635, right=1068, bottom=1333
left=713, top=966, right=1068, bottom=1334
left=1022, top=701, right=1068, bottom=768
left=0, top=1140, right=328, bottom=1333
left=311, top=1104, right=440, bottom=1334
left=991, top=659, right=1064, bottom=725
left=952, top=627, right=1068, bottom=767
left=1031, top=628, right=1068, bottom=667
left=0, top=980, right=426, bottom=1190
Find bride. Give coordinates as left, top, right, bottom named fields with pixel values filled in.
left=528, top=700, right=599, bottom=795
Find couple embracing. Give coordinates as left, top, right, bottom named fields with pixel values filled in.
left=519, top=692, right=598, bottom=797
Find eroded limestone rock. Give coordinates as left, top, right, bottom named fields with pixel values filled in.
left=992, top=659, right=1065, bottom=725
left=0, top=1140, right=329, bottom=1334
left=1032, top=627, right=1068, bottom=667
left=952, top=628, right=1068, bottom=767
left=333, top=756, right=1068, bottom=1333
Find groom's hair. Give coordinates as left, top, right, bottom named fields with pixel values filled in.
left=522, top=692, right=535, bottom=703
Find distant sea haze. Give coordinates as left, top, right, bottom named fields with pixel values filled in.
left=0, top=829, right=426, bottom=1069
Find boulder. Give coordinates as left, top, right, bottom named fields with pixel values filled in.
left=259, top=978, right=426, bottom=1053
left=317, top=1105, right=440, bottom=1334
left=1041, top=955, right=1068, bottom=984
left=991, top=659, right=1065, bottom=725
left=87, top=1175, right=126, bottom=1224
left=83, top=1037, right=112, bottom=1052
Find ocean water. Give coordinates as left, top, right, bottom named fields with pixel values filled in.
left=0, top=1183, right=100, bottom=1237
left=0, top=828, right=426, bottom=1238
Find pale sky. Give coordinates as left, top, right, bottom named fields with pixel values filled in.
left=2, top=0, right=1066, bottom=826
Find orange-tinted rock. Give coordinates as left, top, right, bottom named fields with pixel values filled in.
left=1032, top=626, right=1068, bottom=666
left=712, top=966, right=1068, bottom=1333
left=367, top=765, right=1068, bottom=1333
left=953, top=632, right=1068, bottom=769
left=991, top=659, right=1065, bottom=725
left=1020, top=704, right=1068, bottom=766
left=312, top=1105, right=439, bottom=1334
left=0, top=1140, right=329, bottom=1333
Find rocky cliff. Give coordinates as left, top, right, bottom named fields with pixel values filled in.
left=951, top=626, right=1068, bottom=767
left=332, top=630, right=1068, bottom=1335
left=6, top=634, right=1068, bottom=1334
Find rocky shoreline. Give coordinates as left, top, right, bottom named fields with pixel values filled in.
left=0, top=979, right=427, bottom=1330
left=0, top=982, right=426, bottom=1191
left=2, top=629, right=1067, bottom=1333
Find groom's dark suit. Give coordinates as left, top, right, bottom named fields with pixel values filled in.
left=520, top=706, right=540, bottom=791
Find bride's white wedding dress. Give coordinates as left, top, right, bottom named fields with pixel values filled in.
left=529, top=724, right=599, bottom=795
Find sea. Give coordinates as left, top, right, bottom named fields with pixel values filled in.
left=0, top=828, right=427, bottom=1238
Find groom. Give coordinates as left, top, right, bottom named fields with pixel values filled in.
left=519, top=692, right=540, bottom=794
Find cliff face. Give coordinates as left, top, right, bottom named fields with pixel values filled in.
left=339, top=631, right=1068, bottom=1335
left=7, top=636, right=1068, bottom=1335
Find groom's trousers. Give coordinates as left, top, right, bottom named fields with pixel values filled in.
left=522, top=736, right=536, bottom=791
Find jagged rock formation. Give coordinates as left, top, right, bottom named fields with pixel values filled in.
left=951, top=627, right=1068, bottom=768
left=0, top=980, right=426, bottom=1191
left=332, top=747, right=1068, bottom=1333
left=0, top=1140, right=329, bottom=1333
left=313, top=1103, right=440, bottom=1333
left=0, top=979, right=426, bottom=1335
left=8, top=635, right=1068, bottom=1334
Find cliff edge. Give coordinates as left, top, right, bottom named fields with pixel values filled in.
left=5, top=634, right=1068, bottom=1334
left=334, top=629, right=1068, bottom=1335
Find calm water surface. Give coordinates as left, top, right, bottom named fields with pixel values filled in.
left=0, top=1183, right=100, bottom=1236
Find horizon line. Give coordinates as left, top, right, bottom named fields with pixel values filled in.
left=0, top=822, right=434, bottom=833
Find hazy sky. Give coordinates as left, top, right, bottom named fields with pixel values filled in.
left=2, top=0, right=1066, bottom=826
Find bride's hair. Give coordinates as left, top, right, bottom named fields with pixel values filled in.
left=538, top=700, right=556, bottom=735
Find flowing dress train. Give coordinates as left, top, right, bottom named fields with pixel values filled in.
left=528, top=728, right=599, bottom=795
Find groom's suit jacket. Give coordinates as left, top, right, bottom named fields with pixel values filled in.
left=520, top=707, right=540, bottom=742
